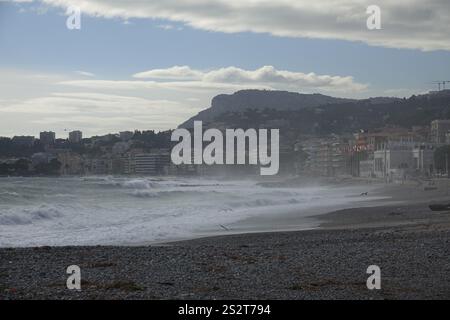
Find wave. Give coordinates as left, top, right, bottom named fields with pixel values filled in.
left=129, top=190, right=158, bottom=198
left=129, top=189, right=217, bottom=198
left=120, top=179, right=156, bottom=189
left=0, top=205, right=63, bottom=225
left=0, top=191, right=20, bottom=197
left=87, top=177, right=161, bottom=190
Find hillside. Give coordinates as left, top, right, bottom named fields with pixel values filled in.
left=179, top=89, right=450, bottom=136
left=179, top=90, right=357, bottom=128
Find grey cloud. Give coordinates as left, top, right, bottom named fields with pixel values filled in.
left=22, top=0, right=450, bottom=51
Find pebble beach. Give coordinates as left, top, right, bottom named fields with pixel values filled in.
left=1, top=196, right=450, bottom=300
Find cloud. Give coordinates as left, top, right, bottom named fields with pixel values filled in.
left=74, top=65, right=368, bottom=93
left=75, top=70, right=95, bottom=77
left=156, top=24, right=174, bottom=30
left=14, top=0, right=450, bottom=51
left=156, top=24, right=182, bottom=31
left=59, top=78, right=266, bottom=94
left=0, top=65, right=369, bottom=136
left=133, top=66, right=203, bottom=80
left=0, top=65, right=432, bottom=137
left=0, top=91, right=198, bottom=135
left=0, top=92, right=185, bottom=114
left=201, top=66, right=365, bottom=91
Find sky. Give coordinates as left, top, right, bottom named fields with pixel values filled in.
left=1, top=0, right=450, bottom=137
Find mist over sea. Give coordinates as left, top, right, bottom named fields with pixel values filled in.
left=0, top=177, right=382, bottom=247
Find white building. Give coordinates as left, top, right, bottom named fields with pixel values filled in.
left=135, top=153, right=170, bottom=175
left=373, top=144, right=435, bottom=180
left=431, top=120, right=450, bottom=144
left=374, top=149, right=413, bottom=180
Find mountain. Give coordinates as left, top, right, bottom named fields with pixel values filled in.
left=178, top=89, right=450, bottom=136
left=179, top=90, right=357, bottom=128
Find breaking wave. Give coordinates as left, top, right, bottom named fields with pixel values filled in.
left=0, top=191, right=20, bottom=198
left=0, top=176, right=384, bottom=247
left=120, top=179, right=156, bottom=189
left=0, top=205, right=63, bottom=225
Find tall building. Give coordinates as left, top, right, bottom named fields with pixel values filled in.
left=303, top=138, right=351, bottom=177
left=135, top=152, right=170, bottom=175
left=431, top=120, right=450, bottom=144
left=122, top=153, right=136, bottom=174
left=68, top=130, right=83, bottom=143
left=39, top=131, right=56, bottom=146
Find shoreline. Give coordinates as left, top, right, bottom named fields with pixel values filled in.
left=1, top=182, right=449, bottom=249
left=1, top=210, right=449, bottom=299
left=155, top=182, right=450, bottom=246
left=1, top=182, right=450, bottom=299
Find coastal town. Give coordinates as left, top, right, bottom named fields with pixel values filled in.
left=1, top=118, right=450, bottom=183
left=2, top=0, right=450, bottom=303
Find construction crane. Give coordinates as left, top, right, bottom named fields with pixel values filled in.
left=432, top=80, right=450, bottom=91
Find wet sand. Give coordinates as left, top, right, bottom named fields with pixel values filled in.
left=193, top=182, right=450, bottom=238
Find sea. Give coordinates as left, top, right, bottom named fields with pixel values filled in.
left=0, top=176, right=382, bottom=247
